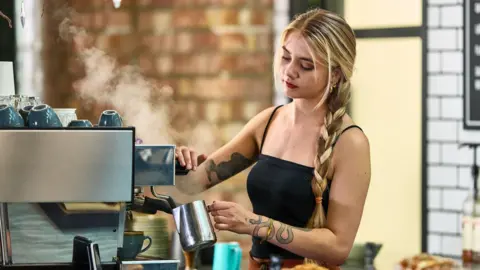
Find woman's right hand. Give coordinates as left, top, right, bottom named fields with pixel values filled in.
left=175, top=146, right=208, bottom=171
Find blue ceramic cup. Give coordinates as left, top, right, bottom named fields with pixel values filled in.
left=212, top=242, right=242, bottom=270
left=19, top=105, right=34, bottom=126
left=68, top=119, right=93, bottom=128
left=0, top=104, right=24, bottom=128
left=27, top=104, right=63, bottom=128
left=98, top=110, right=123, bottom=127
left=118, top=231, right=152, bottom=260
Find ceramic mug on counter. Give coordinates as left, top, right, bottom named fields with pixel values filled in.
left=98, top=110, right=123, bottom=127
left=0, top=104, right=24, bottom=128
left=118, top=231, right=152, bottom=260
left=27, top=104, right=63, bottom=128
left=68, top=119, right=93, bottom=128
left=19, top=105, right=33, bottom=126
left=54, top=108, right=77, bottom=127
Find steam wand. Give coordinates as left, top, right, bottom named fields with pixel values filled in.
left=128, top=187, right=178, bottom=215
left=460, top=143, right=480, bottom=200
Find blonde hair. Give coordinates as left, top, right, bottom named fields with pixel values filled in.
left=274, top=8, right=356, bottom=264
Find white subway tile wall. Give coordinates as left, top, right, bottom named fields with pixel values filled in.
left=427, top=0, right=475, bottom=258
left=428, top=211, right=458, bottom=233
left=440, top=96, right=463, bottom=119
left=428, top=74, right=458, bottom=96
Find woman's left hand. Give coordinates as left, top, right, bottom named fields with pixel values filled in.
left=207, top=201, right=258, bottom=235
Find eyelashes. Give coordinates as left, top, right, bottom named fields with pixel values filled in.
left=281, top=56, right=314, bottom=71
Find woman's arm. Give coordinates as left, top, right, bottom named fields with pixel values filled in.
left=209, top=128, right=371, bottom=266
left=174, top=107, right=277, bottom=195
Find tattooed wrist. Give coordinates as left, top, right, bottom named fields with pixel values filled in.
left=205, top=153, right=254, bottom=188
left=248, top=215, right=275, bottom=240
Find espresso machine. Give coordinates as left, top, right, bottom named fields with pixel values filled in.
left=0, top=127, right=186, bottom=269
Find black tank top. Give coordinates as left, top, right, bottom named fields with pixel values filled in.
left=246, top=105, right=362, bottom=260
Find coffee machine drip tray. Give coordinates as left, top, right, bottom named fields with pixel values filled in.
left=120, top=259, right=180, bottom=270
left=0, top=262, right=118, bottom=269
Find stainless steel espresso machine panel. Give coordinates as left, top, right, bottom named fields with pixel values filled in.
left=0, top=129, right=134, bottom=202
left=0, top=128, right=135, bottom=266
left=0, top=128, right=180, bottom=269
left=134, top=144, right=176, bottom=186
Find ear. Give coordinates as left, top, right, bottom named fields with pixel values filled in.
left=330, top=68, right=342, bottom=86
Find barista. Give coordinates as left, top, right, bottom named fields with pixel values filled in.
left=175, top=8, right=371, bottom=270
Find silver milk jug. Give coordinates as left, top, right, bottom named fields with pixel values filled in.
left=172, top=200, right=217, bottom=252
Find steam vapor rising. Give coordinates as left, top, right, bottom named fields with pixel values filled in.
left=58, top=8, right=175, bottom=145
left=55, top=6, right=224, bottom=195
left=53, top=4, right=228, bottom=197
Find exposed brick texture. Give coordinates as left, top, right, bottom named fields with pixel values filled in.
left=37, top=0, right=285, bottom=265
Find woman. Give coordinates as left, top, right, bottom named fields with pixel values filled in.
left=175, top=8, right=371, bottom=270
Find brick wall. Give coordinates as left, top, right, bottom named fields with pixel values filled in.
left=42, top=0, right=275, bottom=133
left=37, top=0, right=288, bottom=264
left=426, top=0, right=480, bottom=258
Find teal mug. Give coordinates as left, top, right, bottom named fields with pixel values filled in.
left=0, top=104, right=24, bottom=128
left=27, top=104, right=62, bottom=128
left=118, top=231, right=152, bottom=260
left=212, top=242, right=242, bottom=270
left=68, top=119, right=93, bottom=128
left=98, top=110, right=123, bottom=127
left=19, top=105, right=34, bottom=126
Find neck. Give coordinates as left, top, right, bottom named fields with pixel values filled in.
left=289, top=98, right=328, bottom=126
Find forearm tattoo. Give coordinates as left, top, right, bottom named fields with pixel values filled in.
left=205, top=152, right=253, bottom=187
left=249, top=215, right=275, bottom=240
left=276, top=223, right=293, bottom=244
left=276, top=224, right=313, bottom=244
left=248, top=215, right=313, bottom=245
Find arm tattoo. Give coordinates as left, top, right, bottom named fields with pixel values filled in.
left=276, top=223, right=294, bottom=244
left=249, top=215, right=262, bottom=225
left=275, top=224, right=313, bottom=245
left=249, top=215, right=275, bottom=240
left=205, top=153, right=254, bottom=187
left=248, top=215, right=313, bottom=245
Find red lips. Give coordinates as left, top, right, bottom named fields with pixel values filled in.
left=284, top=81, right=298, bottom=89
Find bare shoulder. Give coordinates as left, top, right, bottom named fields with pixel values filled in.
left=336, top=115, right=369, bottom=149
left=249, top=105, right=281, bottom=126
left=336, top=127, right=369, bottom=152
left=332, top=115, right=370, bottom=168
left=247, top=105, right=283, bottom=139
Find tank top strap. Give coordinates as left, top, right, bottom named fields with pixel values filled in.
left=332, top=125, right=363, bottom=148
left=259, top=105, right=283, bottom=152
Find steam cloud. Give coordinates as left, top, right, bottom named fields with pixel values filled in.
left=58, top=16, right=173, bottom=144
left=54, top=5, right=227, bottom=196
left=56, top=6, right=221, bottom=155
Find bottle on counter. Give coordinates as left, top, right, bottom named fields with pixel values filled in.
left=463, top=189, right=474, bottom=266
left=472, top=190, right=480, bottom=265
left=462, top=143, right=480, bottom=266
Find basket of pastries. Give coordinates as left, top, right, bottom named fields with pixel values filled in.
left=285, top=264, right=329, bottom=270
